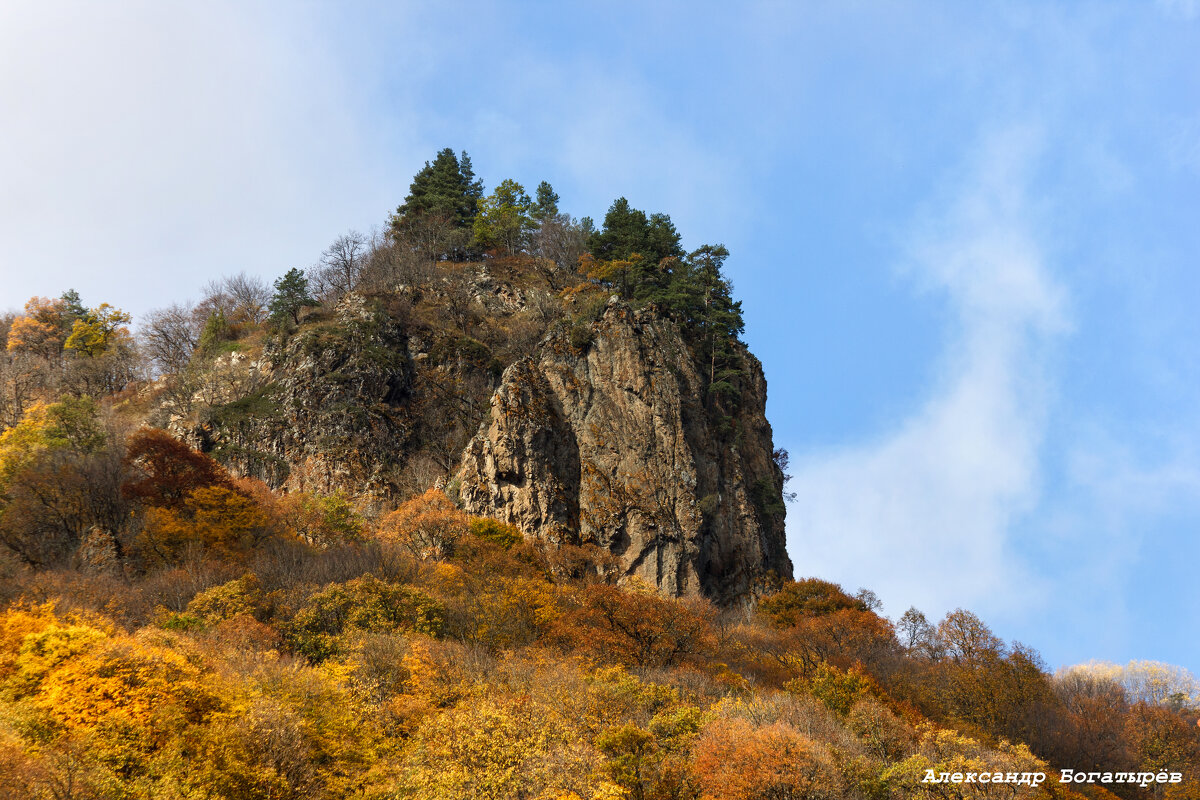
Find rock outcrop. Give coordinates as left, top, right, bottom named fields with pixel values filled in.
left=456, top=300, right=793, bottom=605
left=191, top=295, right=417, bottom=508
left=191, top=285, right=793, bottom=605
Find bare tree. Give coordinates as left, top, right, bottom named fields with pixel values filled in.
left=223, top=272, right=271, bottom=324
left=140, top=302, right=202, bottom=376
left=310, top=231, right=368, bottom=303
left=196, top=278, right=234, bottom=321
left=533, top=213, right=588, bottom=277
left=63, top=339, right=141, bottom=397
left=896, top=606, right=943, bottom=658
left=360, top=227, right=430, bottom=291
left=196, top=273, right=271, bottom=325
left=396, top=212, right=471, bottom=268
left=0, top=350, right=52, bottom=429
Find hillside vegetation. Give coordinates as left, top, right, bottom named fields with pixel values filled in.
left=0, top=150, right=1197, bottom=799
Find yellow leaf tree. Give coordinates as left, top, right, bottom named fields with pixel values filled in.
left=64, top=303, right=132, bottom=357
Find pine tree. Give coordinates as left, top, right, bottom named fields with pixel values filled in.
left=60, top=289, right=87, bottom=326
left=587, top=198, right=683, bottom=265
left=459, top=150, right=483, bottom=211
left=685, top=245, right=744, bottom=413
left=586, top=198, right=685, bottom=304
left=645, top=214, right=683, bottom=263
left=391, top=148, right=482, bottom=240
left=533, top=181, right=560, bottom=221
left=268, top=268, right=318, bottom=327
left=587, top=197, right=648, bottom=262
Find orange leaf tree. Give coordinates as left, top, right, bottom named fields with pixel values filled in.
left=377, top=488, right=470, bottom=560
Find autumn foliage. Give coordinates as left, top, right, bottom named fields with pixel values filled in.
left=138, top=484, right=274, bottom=562
left=0, top=508, right=1198, bottom=799
left=377, top=487, right=470, bottom=559
left=2, top=277, right=1199, bottom=797
left=555, top=581, right=717, bottom=669
left=5, top=297, right=69, bottom=358
left=122, top=427, right=234, bottom=509
left=691, top=718, right=841, bottom=800
left=2, top=417, right=1198, bottom=799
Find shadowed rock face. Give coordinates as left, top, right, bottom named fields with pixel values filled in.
left=457, top=301, right=793, bottom=606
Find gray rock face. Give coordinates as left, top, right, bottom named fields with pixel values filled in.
left=191, top=295, right=416, bottom=509
left=193, top=289, right=793, bottom=605
left=456, top=302, right=793, bottom=605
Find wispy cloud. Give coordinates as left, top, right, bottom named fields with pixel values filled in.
left=1068, top=432, right=1200, bottom=525
left=0, top=2, right=409, bottom=317
left=785, top=125, right=1068, bottom=620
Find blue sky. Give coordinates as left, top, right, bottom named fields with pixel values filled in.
left=2, top=1, right=1198, bottom=671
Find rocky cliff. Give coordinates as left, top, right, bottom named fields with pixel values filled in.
left=187, top=294, right=418, bottom=509
left=189, top=273, right=793, bottom=605
left=456, top=299, right=792, bottom=604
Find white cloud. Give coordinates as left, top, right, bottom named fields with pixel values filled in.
left=785, top=125, right=1068, bottom=620
left=0, top=1, right=412, bottom=318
